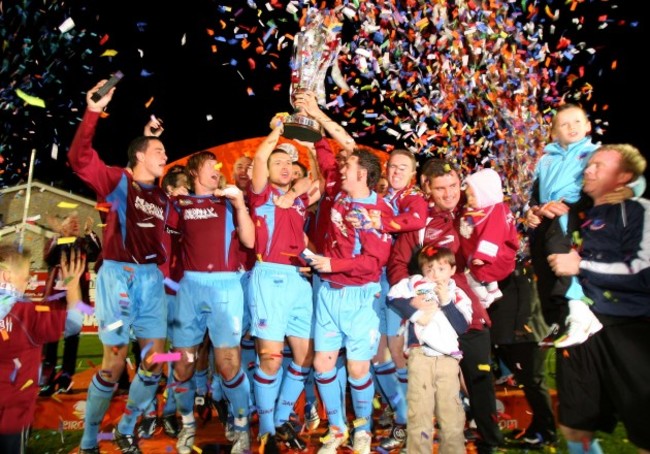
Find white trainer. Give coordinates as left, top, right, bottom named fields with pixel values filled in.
left=352, top=430, right=372, bottom=454
left=555, top=300, right=603, bottom=348
left=317, top=429, right=349, bottom=454
left=230, top=430, right=251, bottom=454
left=176, top=424, right=196, bottom=454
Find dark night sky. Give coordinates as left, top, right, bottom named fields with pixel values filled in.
left=1, top=0, right=647, bottom=198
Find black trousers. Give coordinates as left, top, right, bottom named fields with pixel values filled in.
left=42, top=333, right=80, bottom=380
left=0, top=428, right=27, bottom=454
left=459, top=327, right=504, bottom=452
left=494, top=342, right=556, bottom=438
left=529, top=217, right=572, bottom=328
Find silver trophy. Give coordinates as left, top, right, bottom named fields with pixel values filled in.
left=284, top=8, right=341, bottom=142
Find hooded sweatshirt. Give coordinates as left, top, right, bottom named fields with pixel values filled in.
left=459, top=168, right=518, bottom=282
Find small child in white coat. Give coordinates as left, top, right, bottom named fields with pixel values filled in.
left=387, top=246, right=472, bottom=453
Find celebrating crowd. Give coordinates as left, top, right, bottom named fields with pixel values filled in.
left=1, top=78, right=648, bottom=454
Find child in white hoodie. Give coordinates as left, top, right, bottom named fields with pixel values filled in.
left=459, top=168, right=518, bottom=307
left=387, top=246, right=472, bottom=454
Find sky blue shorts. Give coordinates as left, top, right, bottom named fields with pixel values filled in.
left=374, top=268, right=403, bottom=337
left=173, top=271, right=244, bottom=348
left=241, top=271, right=252, bottom=334
left=95, top=260, right=167, bottom=346
left=248, top=262, right=313, bottom=342
left=315, top=280, right=381, bottom=361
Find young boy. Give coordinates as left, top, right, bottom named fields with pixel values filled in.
left=387, top=246, right=473, bottom=454
left=0, top=245, right=85, bottom=453
left=459, top=168, right=518, bottom=307
left=526, top=104, right=645, bottom=347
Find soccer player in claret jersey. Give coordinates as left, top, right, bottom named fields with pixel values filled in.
left=166, top=150, right=255, bottom=454
left=247, top=119, right=321, bottom=453
left=70, top=80, right=171, bottom=454
left=308, top=148, right=395, bottom=454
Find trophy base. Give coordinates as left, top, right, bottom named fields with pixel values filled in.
left=283, top=114, right=323, bottom=142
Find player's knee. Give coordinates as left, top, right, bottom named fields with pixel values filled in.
left=257, top=352, right=282, bottom=375
left=171, top=361, right=194, bottom=382
left=347, top=361, right=370, bottom=380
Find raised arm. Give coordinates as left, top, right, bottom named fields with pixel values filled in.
left=61, top=248, right=87, bottom=337
left=293, top=90, right=356, bottom=154
left=252, top=121, right=283, bottom=194
left=68, top=80, right=124, bottom=196
left=297, top=139, right=326, bottom=195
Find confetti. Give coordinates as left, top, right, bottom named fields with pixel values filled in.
left=57, top=202, right=78, bottom=209
left=163, top=277, right=180, bottom=292
left=9, top=358, right=21, bottom=383
left=97, top=431, right=114, bottom=441
left=150, top=352, right=181, bottom=363
left=352, top=417, right=368, bottom=428
left=95, top=202, right=112, bottom=212
left=58, top=17, right=75, bottom=34
left=0, top=0, right=639, bottom=218
left=15, top=89, right=45, bottom=108
left=20, top=379, right=34, bottom=391
left=105, top=320, right=124, bottom=331
left=140, top=341, right=154, bottom=362
left=75, top=301, right=95, bottom=315
left=100, top=49, right=118, bottom=57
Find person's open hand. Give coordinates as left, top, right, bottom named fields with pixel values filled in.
left=60, top=248, right=86, bottom=289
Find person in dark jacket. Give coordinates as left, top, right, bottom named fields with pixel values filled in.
left=489, top=247, right=557, bottom=448
left=548, top=144, right=650, bottom=454
left=40, top=213, right=101, bottom=395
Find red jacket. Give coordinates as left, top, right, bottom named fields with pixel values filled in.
left=0, top=300, right=66, bottom=433
left=459, top=202, right=518, bottom=282
left=383, top=185, right=428, bottom=233
left=387, top=204, right=491, bottom=330
left=322, top=192, right=394, bottom=287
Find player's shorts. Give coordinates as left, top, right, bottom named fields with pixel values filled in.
left=95, top=260, right=167, bottom=345
left=248, top=262, right=313, bottom=342
left=373, top=268, right=403, bottom=337
left=173, top=271, right=244, bottom=348
left=314, top=280, right=381, bottom=361
left=557, top=315, right=650, bottom=450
